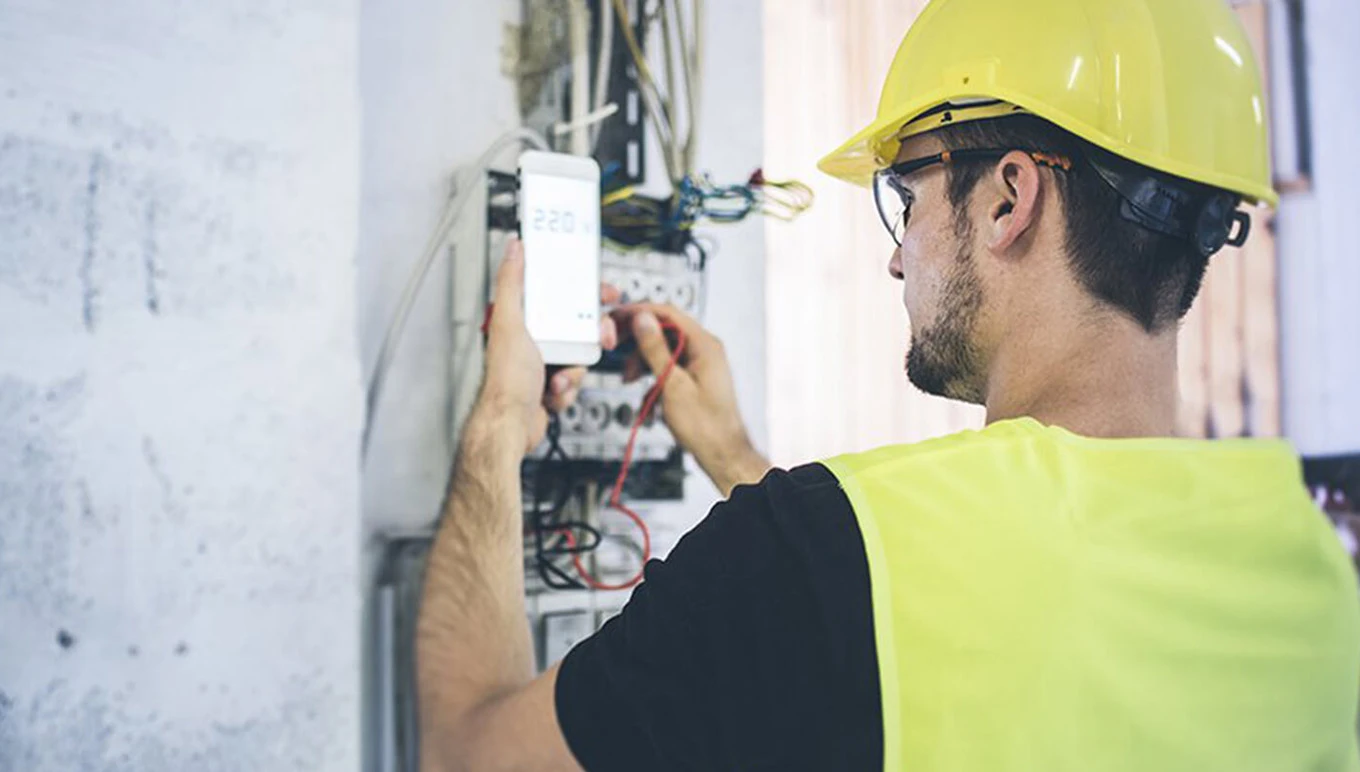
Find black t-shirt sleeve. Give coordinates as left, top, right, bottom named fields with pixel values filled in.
left=554, top=463, right=882, bottom=772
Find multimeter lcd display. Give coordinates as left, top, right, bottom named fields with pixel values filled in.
left=520, top=171, right=601, bottom=356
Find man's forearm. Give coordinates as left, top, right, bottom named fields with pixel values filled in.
left=698, top=441, right=771, bottom=498
left=416, top=404, right=534, bottom=761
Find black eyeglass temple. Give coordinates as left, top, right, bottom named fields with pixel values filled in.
left=884, top=148, right=1072, bottom=177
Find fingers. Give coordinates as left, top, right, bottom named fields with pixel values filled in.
left=601, top=283, right=621, bottom=351
left=544, top=366, right=585, bottom=413
left=628, top=310, right=697, bottom=392
left=491, top=240, right=526, bottom=326
left=623, top=355, right=644, bottom=384
left=612, top=302, right=720, bottom=373
left=612, top=302, right=701, bottom=340
left=600, top=315, right=618, bottom=352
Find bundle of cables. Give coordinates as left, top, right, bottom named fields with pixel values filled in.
left=528, top=321, right=687, bottom=592
left=528, top=416, right=605, bottom=591
left=600, top=168, right=814, bottom=253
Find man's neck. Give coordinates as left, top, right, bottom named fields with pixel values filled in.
left=982, top=312, right=1180, bottom=439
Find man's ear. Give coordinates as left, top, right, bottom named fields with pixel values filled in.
left=986, top=150, right=1044, bottom=255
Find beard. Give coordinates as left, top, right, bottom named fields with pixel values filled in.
left=905, top=231, right=986, bottom=403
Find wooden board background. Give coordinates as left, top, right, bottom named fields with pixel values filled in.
left=762, top=0, right=1280, bottom=467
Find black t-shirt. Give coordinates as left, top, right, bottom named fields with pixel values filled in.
left=554, top=463, right=882, bottom=771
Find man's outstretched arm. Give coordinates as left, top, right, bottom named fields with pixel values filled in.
left=416, top=242, right=599, bottom=772
left=416, top=411, right=566, bottom=771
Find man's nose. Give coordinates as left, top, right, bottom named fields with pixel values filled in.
left=888, top=248, right=905, bottom=280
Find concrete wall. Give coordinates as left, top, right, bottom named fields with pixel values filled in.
left=0, top=2, right=363, bottom=770
left=1276, top=0, right=1360, bottom=457
left=0, top=0, right=764, bottom=766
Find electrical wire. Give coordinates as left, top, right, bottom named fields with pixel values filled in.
left=610, top=0, right=681, bottom=183
left=750, top=169, right=815, bottom=221
left=689, top=0, right=703, bottom=171
left=567, top=0, right=592, bottom=155
left=529, top=411, right=633, bottom=591
left=600, top=167, right=811, bottom=253
left=672, top=0, right=699, bottom=173
left=659, top=0, right=682, bottom=177
left=531, top=415, right=587, bottom=590
left=570, top=321, right=687, bottom=591
left=362, top=128, right=548, bottom=461
left=552, top=103, right=620, bottom=140
left=590, top=0, right=615, bottom=149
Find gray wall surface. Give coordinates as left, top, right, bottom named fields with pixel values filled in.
left=0, top=0, right=764, bottom=768
left=0, top=2, right=364, bottom=770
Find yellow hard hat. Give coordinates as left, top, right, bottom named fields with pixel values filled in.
left=818, top=0, right=1278, bottom=207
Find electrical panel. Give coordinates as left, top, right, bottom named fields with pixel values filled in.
left=370, top=1, right=787, bottom=765
left=603, top=248, right=701, bottom=312
left=362, top=0, right=823, bottom=767
left=539, top=612, right=593, bottom=668
left=491, top=9, right=687, bottom=702
left=540, top=372, right=672, bottom=461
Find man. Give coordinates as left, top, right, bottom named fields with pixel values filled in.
left=417, top=0, right=1360, bottom=769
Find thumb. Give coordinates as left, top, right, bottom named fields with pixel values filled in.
left=633, top=311, right=678, bottom=376
left=492, top=241, right=525, bottom=320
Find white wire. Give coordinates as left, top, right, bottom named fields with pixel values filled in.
left=591, top=0, right=614, bottom=149
left=692, top=0, right=703, bottom=147
left=362, top=128, right=548, bottom=460
left=659, top=1, right=683, bottom=177
left=567, top=0, right=591, bottom=156
left=677, top=0, right=700, bottom=174
left=553, top=103, right=620, bottom=138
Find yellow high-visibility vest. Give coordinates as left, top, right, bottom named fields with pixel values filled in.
left=824, top=418, right=1360, bottom=772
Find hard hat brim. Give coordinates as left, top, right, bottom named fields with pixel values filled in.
left=818, top=87, right=1281, bottom=208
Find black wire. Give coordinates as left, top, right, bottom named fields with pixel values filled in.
left=541, top=521, right=604, bottom=554
left=531, top=415, right=582, bottom=589
left=529, top=413, right=618, bottom=590
left=538, top=555, right=583, bottom=591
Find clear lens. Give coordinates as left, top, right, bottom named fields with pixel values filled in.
left=873, top=170, right=910, bottom=246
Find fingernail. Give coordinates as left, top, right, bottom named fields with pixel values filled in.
left=553, top=372, right=571, bottom=394
left=634, top=311, right=659, bottom=335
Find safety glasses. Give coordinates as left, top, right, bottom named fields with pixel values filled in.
left=872, top=149, right=1072, bottom=246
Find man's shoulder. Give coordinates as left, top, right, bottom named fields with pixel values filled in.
left=822, top=418, right=1044, bottom=481
left=722, top=461, right=850, bottom=523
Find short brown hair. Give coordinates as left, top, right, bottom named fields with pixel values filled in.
left=936, top=115, right=1218, bottom=333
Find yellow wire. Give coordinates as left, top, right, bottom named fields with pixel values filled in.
left=602, top=186, right=637, bottom=206
left=610, top=0, right=680, bottom=182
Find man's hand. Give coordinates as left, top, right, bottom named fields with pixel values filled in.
left=614, top=303, right=769, bottom=496
left=475, top=240, right=618, bottom=454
